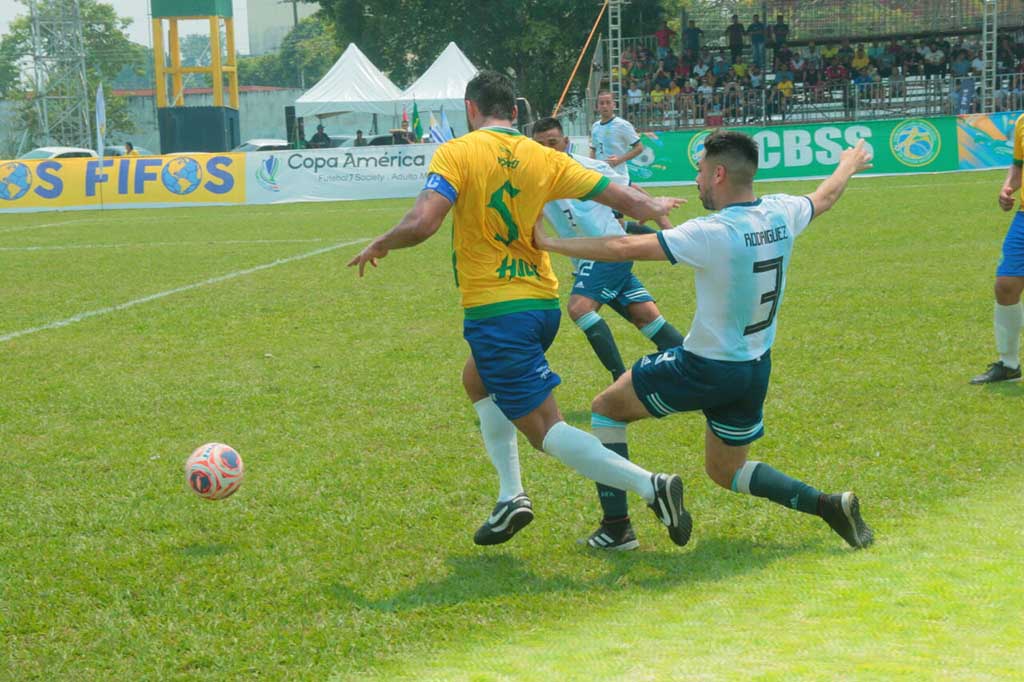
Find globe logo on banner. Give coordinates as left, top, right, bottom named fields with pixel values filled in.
left=0, top=162, right=32, bottom=201
left=255, top=156, right=281, bottom=192
left=890, top=119, right=941, bottom=167
left=161, top=157, right=203, bottom=195
left=687, top=130, right=712, bottom=170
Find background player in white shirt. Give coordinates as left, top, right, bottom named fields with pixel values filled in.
left=535, top=130, right=876, bottom=550
left=533, top=116, right=687, bottom=549
left=591, top=90, right=644, bottom=179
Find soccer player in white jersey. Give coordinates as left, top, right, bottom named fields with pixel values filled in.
left=535, top=130, right=876, bottom=550
left=533, top=116, right=687, bottom=550
left=590, top=90, right=644, bottom=179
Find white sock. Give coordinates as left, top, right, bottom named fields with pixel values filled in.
left=541, top=421, right=656, bottom=503
left=473, top=397, right=523, bottom=501
left=994, top=302, right=1023, bottom=369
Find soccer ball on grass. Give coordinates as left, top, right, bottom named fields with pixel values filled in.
left=185, top=442, right=244, bottom=500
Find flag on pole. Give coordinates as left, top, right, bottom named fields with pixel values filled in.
left=411, top=100, right=423, bottom=141
left=440, top=107, right=455, bottom=141
left=95, top=83, right=107, bottom=159
left=428, top=112, right=446, bottom=143
left=401, top=105, right=409, bottom=124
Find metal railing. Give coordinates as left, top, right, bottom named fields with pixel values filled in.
left=560, top=72, right=1024, bottom=135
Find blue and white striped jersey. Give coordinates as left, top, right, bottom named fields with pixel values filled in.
left=657, top=194, right=814, bottom=361
left=543, top=153, right=628, bottom=267
left=590, top=116, right=641, bottom=179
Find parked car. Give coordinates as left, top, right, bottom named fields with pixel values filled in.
left=328, top=134, right=354, bottom=148
left=232, top=139, right=291, bottom=152
left=104, top=144, right=157, bottom=157
left=18, top=146, right=97, bottom=159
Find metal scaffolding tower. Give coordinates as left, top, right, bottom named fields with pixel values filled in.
left=982, top=0, right=999, bottom=113
left=607, top=0, right=626, bottom=107
left=29, top=0, right=92, bottom=148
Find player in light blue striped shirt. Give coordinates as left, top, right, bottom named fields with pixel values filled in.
left=535, top=129, right=877, bottom=551
left=534, top=117, right=687, bottom=550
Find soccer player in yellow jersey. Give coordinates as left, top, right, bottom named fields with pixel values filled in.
left=349, top=71, right=692, bottom=547
left=972, top=113, right=1024, bottom=383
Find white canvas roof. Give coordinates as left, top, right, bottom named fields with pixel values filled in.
left=399, top=42, right=479, bottom=111
left=295, top=43, right=402, bottom=119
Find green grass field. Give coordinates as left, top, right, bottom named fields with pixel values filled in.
left=1, top=171, right=1021, bottom=681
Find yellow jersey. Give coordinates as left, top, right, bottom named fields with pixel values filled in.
left=427, top=126, right=610, bottom=319
left=1014, top=113, right=1024, bottom=204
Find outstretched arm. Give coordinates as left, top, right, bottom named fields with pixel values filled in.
left=806, top=139, right=873, bottom=218
left=348, top=190, right=452, bottom=276
left=591, top=181, right=685, bottom=223
left=534, top=226, right=667, bottom=263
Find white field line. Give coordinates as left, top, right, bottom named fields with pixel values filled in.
left=0, top=238, right=327, bottom=252
left=0, top=217, right=105, bottom=235
left=0, top=237, right=369, bottom=343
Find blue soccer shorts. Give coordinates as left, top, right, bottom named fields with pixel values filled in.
left=463, top=308, right=562, bottom=420
left=630, top=347, right=772, bottom=446
left=997, top=210, right=1024, bottom=276
left=571, top=260, right=655, bottom=311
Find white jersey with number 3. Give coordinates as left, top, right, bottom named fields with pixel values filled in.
left=657, top=194, right=814, bottom=362
left=590, top=116, right=641, bottom=179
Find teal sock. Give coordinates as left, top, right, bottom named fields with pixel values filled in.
left=731, top=461, right=822, bottom=515
left=640, top=316, right=686, bottom=351
left=625, top=221, right=658, bottom=235
left=576, top=312, right=626, bottom=380
left=591, top=414, right=630, bottom=519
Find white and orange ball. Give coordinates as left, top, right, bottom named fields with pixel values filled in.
left=185, top=443, right=244, bottom=500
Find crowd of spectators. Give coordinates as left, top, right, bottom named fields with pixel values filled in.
left=604, top=16, right=1024, bottom=128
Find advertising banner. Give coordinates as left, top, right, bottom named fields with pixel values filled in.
left=246, top=144, right=436, bottom=205
left=957, top=110, right=1019, bottom=170
left=629, top=117, right=960, bottom=184
left=0, top=153, right=246, bottom=212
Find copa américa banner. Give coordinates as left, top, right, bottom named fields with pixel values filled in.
left=0, top=153, right=245, bottom=212
left=244, top=144, right=435, bottom=205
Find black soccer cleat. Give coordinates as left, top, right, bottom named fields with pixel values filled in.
left=820, top=492, right=874, bottom=549
left=582, top=519, right=640, bottom=551
left=473, top=493, right=534, bottom=546
left=647, top=473, right=692, bottom=547
left=970, top=361, right=1022, bottom=384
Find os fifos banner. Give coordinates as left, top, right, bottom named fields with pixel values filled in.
left=0, top=153, right=245, bottom=212
left=246, top=144, right=437, bottom=204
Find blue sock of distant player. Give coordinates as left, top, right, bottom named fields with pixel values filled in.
left=575, top=311, right=626, bottom=380
left=640, top=315, right=685, bottom=351
left=473, top=397, right=523, bottom=501
left=591, top=414, right=630, bottom=522
left=730, top=461, right=824, bottom=515
left=541, top=422, right=656, bottom=504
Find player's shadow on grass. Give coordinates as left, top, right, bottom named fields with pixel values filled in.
left=985, top=382, right=1024, bottom=398
left=325, top=535, right=818, bottom=613
left=180, top=543, right=231, bottom=557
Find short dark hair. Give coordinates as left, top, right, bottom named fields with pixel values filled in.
left=465, top=70, right=516, bottom=120
left=703, top=129, right=759, bottom=184
left=356, top=129, right=363, bottom=134
left=532, top=117, right=563, bottom=135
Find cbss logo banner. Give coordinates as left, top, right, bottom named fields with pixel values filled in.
left=0, top=153, right=246, bottom=211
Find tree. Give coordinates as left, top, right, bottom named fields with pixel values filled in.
left=238, top=14, right=340, bottom=88
left=0, top=0, right=140, bottom=146
left=314, top=0, right=665, bottom=113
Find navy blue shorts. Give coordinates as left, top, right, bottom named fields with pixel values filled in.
left=631, top=347, right=772, bottom=445
left=571, top=260, right=654, bottom=310
left=464, top=309, right=562, bottom=420
left=997, top=211, right=1024, bottom=277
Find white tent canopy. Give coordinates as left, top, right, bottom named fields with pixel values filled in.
left=399, top=42, right=479, bottom=111
left=295, top=43, right=402, bottom=119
